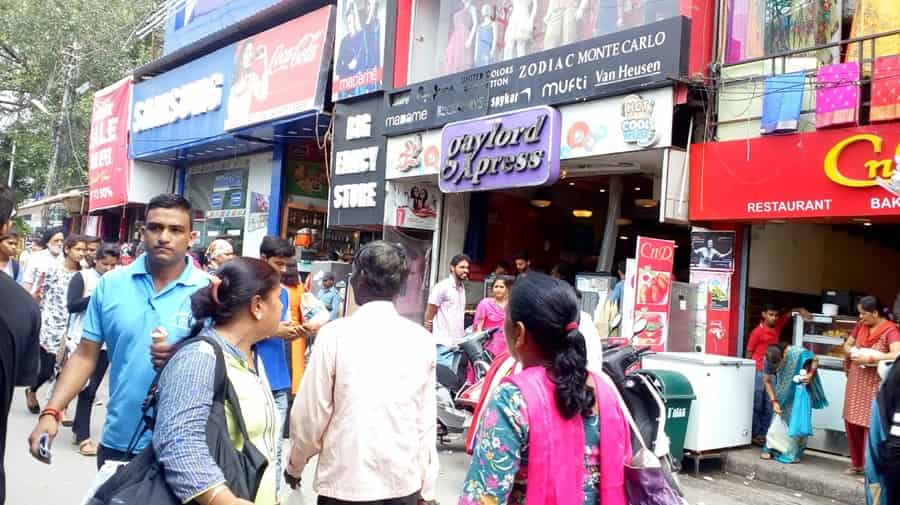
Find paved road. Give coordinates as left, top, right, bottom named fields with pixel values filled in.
left=4, top=387, right=844, bottom=505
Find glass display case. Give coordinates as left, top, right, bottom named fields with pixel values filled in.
left=792, top=313, right=856, bottom=456
left=406, top=0, right=681, bottom=84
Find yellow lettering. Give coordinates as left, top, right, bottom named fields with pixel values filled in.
left=865, top=159, right=893, bottom=179
left=823, top=134, right=883, bottom=188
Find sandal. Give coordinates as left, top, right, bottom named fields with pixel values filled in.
left=78, top=439, right=98, bottom=457
left=25, top=389, right=40, bottom=414
left=61, top=415, right=73, bottom=428
left=844, top=467, right=863, bottom=476
left=760, top=451, right=772, bottom=460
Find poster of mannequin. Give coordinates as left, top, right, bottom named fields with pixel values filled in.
left=333, top=0, right=386, bottom=101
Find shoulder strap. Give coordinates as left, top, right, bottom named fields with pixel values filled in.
left=11, top=260, right=19, bottom=280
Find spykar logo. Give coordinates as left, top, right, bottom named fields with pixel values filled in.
left=823, top=133, right=900, bottom=196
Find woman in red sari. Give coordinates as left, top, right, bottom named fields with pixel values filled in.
left=843, top=296, right=900, bottom=475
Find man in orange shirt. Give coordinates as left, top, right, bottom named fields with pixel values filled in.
left=746, top=303, right=810, bottom=444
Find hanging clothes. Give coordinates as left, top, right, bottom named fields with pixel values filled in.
left=846, top=0, right=900, bottom=64
left=760, top=71, right=807, bottom=134
left=815, top=62, right=860, bottom=128
left=871, top=55, right=900, bottom=122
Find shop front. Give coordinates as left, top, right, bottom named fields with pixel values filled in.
left=690, top=121, right=900, bottom=455
left=129, top=5, right=335, bottom=260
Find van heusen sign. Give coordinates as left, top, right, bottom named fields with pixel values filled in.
left=689, top=123, right=900, bottom=220
left=383, top=16, right=689, bottom=136
left=439, top=106, right=561, bottom=193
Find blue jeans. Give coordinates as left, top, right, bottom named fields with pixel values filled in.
left=272, top=389, right=289, bottom=497
left=752, top=370, right=774, bottom=438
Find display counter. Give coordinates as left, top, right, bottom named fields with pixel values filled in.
left=792, top=313, right=855, bottom=456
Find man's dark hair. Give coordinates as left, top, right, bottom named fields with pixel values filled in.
left=322, top=271, right=336, bottom=282
left=85, top=235, right=102, bottom=244
left=0, top=185, right=13, bottom=227
left=615, top=259, right=626, bottom=275
left=40, top=226, right=66, bottom=247
left=147, top=193, right=191, bottom=214
left=64, top=234, right=88, bottom=251
left=762, top=302, right=778, bottom=313
left=96, top=244, right=121, bottom=260
left=450, top=253, right=471, bottom=267
left=353, top=241, right=409, bottom=299
left=513, top=251, right=530, bottom=262
left=260, top=235, right=294, bottom=258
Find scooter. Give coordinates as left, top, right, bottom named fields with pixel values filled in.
left=436, top=328, right=496, bottom=444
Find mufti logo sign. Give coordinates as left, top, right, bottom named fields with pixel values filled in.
left=439, top=106, right=561, bottom=193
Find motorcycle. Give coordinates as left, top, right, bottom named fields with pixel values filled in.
left=436, top=328, right=496, bottom=444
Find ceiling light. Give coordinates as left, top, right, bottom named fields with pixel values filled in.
left=635, top=198, right=658, bottom=208
left=634, top=187, right=641, bottom=191
left=568, top=182, right=576, bottom=186
left=615, top=218, right=632, bottom=226
left=599, top=188, right=607, bottom=193
left=619, top=235, right=629, bottom=240
left=863, top=222, right=872, bottom=227
left=573, top=209, right=593, bottom=218
left=530, top=199, right=551, bottom=208
left=530, top=189, right=552, bottom=208
left=853, top=218, right=870, bottom=223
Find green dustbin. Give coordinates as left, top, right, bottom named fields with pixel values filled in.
left=636, top=369, right=695, bottom=467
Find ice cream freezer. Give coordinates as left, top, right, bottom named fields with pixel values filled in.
left=642, top=352, right=756, bottom=467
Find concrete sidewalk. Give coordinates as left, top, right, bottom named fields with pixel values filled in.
left=722, top=447, right=864, bottom=505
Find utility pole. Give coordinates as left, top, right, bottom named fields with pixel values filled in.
left=7, top=140, right=15, bottom=187
left=45, top=60, right=73, bottom=199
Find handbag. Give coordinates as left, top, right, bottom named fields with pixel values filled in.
left=604, top=372, right=686, bottom=505
left=88, top=336, right=269, bottom=505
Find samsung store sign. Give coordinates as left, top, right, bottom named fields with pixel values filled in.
left=132, top=74, right=224, bottom=133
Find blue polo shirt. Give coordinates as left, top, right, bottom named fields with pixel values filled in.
left=83, top=254, right=209, bottom=452
left=255, top=287, right=291, bottom=392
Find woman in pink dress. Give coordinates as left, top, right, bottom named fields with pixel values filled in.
left=474, top=277, right=511, bottom=356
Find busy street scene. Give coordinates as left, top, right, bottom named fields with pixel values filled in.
left=1, top=1, right=899, bottom=505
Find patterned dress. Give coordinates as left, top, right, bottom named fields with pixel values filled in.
left=38, top=266, right=79, bottom=354
left=460, top=382, right=601, bottom=505
left=844, top=322, right=900, bottom=427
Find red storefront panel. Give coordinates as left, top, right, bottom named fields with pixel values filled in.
left=690, top=123, right=900, bottom=221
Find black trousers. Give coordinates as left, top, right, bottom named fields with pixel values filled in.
left=0, top=350, right=12, bottom=505
left=317, top=493, right=419, bottom=505
left=73, top=350, right=108, bottom=443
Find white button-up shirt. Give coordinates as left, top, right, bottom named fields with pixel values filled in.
left=428, top=275, right=466, bottom=346
left=287, top=301, right=438, bottom=502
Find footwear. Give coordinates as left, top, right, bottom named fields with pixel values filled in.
left=760, top=451, right=772, bottom=460
left=78, top=439, right=98, bottom=457
left=25, top=389, right=40, bottom=414
left=61, top=414, right=73, bottom=428
left=844, top=467, right=864, bottom=476
left=752, top=436, right=766, bottom=447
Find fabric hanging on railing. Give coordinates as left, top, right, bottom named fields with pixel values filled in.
left=871, top=55, right=900, bottom=122
left=845, top=0, right=900, bottom=64
left=815, top=62, right=860, bottom=128
left=761, top=71, right=807, bottom=134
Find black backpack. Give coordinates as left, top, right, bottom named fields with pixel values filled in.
left=89, top=335, right=269, bottom=505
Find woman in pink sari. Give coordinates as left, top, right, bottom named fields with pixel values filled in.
left=460, top=273, right=630, bottom=505
left=473, top=276, right=511, bottom=356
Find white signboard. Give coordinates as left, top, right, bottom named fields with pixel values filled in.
left=385, top=129, right=442, bottom=180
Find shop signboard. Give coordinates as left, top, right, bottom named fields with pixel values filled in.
left=332, top=0, right=385, bottom=102
left=88, top=77, right=131, bottom=211
left=163, top=0, right=285, bottom=55
left=385, top=130, right=442, bottom=180
left=690, top=122, right=900, bottom=220
left=384, top=181, right=440, bottom=231
left=633, top=236, right=676, bottom=352
left=224, top=6, right=334, bottom=130
left=439, top=106, right=561, bottom=193
left=383, top=16, right=689, bottom=136
left=558, top=87, right=674, bottom=160
left=690, top=230, right=735, bottom=271
left=329, top=95, right=386, bottom=227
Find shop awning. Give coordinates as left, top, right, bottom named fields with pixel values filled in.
left=17, top=188, right=88, bottom=215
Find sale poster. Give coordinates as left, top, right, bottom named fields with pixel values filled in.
left=633, top=236, right=676, bottom=351
left=88, top=78, right=132, bottom=211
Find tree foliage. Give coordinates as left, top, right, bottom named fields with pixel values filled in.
left=0, top=0, right=160, bottom=201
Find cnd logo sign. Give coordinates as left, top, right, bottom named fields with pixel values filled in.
left=639, top=242, right=674, bottom=261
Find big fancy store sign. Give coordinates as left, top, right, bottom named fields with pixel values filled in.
left=690, top=123, right=900, bottom=220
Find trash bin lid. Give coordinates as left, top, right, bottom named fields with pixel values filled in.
left=637, top=369, right=696, bottom=400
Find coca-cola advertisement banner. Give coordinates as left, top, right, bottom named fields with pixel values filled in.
left=225, top=6, right=334, bottom=130
left=89, top=78, right=131, bottom=211
left=633, top=236, right=676, bottom=352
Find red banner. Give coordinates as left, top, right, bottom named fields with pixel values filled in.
left=224, top=6, right=333, bottom=130
left=633, top=236, right=676, bottom=351
left=690, top=123, right=900, bottom=221
left=88, top=78, right=131, bottom=212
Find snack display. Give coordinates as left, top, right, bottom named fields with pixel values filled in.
left=637, top=267, right=671, bottom=305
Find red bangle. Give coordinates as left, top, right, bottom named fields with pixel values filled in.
left=39, top=408, right=62, bottom=423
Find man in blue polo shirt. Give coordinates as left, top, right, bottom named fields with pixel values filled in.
left=29, top=194, right=208, bottom=467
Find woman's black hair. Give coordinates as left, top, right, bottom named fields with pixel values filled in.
left=189, top=257, right=281, bottom=335
left=858, top=296, right=889, bottom=319
left=490, top=276, right=511, bottom=290
left=765, top=343, right=786, bottom=365
left=507, top=273, right=594, bottom=419
left=282, top=261, right=300, bottom=287
left=64, top=234, right=87, bottom=253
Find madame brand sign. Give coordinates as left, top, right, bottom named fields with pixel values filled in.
left=439, top=106, right=561, bottom=193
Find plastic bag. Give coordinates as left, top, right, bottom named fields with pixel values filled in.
left=79, top=460, right=126, bottom=505
left=765, top=414, right=792, bottom=454
left=301, top=293, right=330, bottom=327
left=282, top=487, right=308, bottom=505
left=788, top=384, right=814, bottom=438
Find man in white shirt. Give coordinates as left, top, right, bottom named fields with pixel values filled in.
left=423, top=254, right=470, bottom=347
left=21, top=227, right=65, bottom=296
left=286, top=241, right=438, bottom=505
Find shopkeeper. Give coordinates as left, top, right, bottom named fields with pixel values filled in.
left=842, top=296, right=900, bottom=476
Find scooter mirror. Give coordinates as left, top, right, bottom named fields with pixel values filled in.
left=610, top=314, right=622, bottom=331
left=632, top=318, right=648, bottom=336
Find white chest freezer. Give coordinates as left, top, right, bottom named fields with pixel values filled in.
left=643, top=352, right=756, bottom=452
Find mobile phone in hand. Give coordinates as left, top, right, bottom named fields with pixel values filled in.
left=39, top=433, right=52, bottom=460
